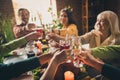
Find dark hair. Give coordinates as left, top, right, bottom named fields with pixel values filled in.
left=18, top=8, right=29, bottom=16
left=60, top=8, right=76, bottom=25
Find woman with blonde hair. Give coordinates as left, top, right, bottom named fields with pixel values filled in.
left=80, top=10, right=120, bottom=48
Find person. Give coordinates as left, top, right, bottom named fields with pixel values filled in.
left=80, top=10, right=120, bottom=48
left=90, top=45, right=120, bottom=67
left=13, top=8, right=36, bottom=38
left=0, top=31, right=42, bottom=60
left=53, top=7, right=78, bottom=37
left=0, top=36, right=72, bottom=80
left=80, top=10, right=120, bottom=79
left=48, top=10, right=120, bottom=48
left=40, top=50, right=72, bottom=80
left=0, top=53, right=52, bottom=80
left=40, top=45, right=120, bottom=80
left=47, top=10, right=120, bottom=79
left=0, top=29, right=56, bottom=80
left=0, top=18, right=69, bottom=80
left=77, top=47, right=120, bottom=80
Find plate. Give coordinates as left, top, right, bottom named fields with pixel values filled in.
left=3, top=55, right=27, bottom=64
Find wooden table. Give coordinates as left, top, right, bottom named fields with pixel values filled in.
left=11, top=74, right=33, bottom=80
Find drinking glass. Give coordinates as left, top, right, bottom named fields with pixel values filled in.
left=44, top=24, right=53, bottom=41
left=59, top=34, right=71, bottom=63
left=59, top=39, right=70, bottom=51
left=34, top=28, right=43, bottom=39
left=36, top=28, right=43, bottom=34
left=71, top=36, right=84, bottom=68
left=25, top=41, right=40, bottom=58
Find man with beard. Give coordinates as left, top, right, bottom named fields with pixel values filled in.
left=13, top=8, right=36, bottom=38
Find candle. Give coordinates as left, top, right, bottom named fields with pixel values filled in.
left=64, top=71, right=74, bottom=80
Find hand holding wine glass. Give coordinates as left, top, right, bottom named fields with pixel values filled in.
left=59, top=34, right=71, bottom=50
left=59, top=39, right=70, bottom=51
left=71, top=36, right=84, bottom=68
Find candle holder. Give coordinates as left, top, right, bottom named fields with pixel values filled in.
left=64, top=71, right=74, bottom=80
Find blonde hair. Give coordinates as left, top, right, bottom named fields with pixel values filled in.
left=95, top=10, right=120, bottom=44
left=97, top=10, right=120, bottom=36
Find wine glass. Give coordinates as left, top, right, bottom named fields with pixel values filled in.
left=59, top=34, right=71, bottom=63
left=33, top=28, right=43, bottom=39
left=71, top=36, right=84, bottom=68
left=59, top=39, right=70, bottom=51
left=25, top=40, right=41, bottom=58
left=44, top=24, right=53, bottom=40
left=59, top=34, right=71, bottom=51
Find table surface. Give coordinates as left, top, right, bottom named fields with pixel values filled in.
left=3, top=47, right=35, bottom=80
left=3, top=55, right=27, bottom=64
left=11, top=74, right=33, bottom=80
left=3, top=41, right=90, bottom=80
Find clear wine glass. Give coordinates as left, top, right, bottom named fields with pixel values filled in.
left=44, top=24, right=53, bottom=40
left=33, top=28, right=43, bottom=39
left=25, top=41, right=40, bottom=58
left=71, top=36, right=84, bottom=68
left=59, top=34, right=71, bottom=51
left=59, top=34, right=71, bottom=63
left=59, top=39, right=70, bottom=51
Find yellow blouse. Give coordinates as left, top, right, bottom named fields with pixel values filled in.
left=60, top=24, right=78, bottom=37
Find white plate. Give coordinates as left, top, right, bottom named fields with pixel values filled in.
left=3, top=55, right=27, bottom=64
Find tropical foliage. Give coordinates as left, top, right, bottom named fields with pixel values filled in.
left=0, top=13, right=15, bottom=42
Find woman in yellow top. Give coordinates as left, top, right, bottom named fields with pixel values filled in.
left=59, top=8, right=78, bottom=37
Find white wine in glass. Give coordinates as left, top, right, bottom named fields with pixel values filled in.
left=72, top=37, right=83, bottom=68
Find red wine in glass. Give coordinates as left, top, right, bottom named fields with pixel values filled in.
left=36, top=28, right=43, bottom=33
left=36, top=28, right=43, bottom=39
left=60, top=44, right=70, bottom=50
left=27, top=51, right=35, bottom=58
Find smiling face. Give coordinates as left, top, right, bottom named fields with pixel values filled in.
left=59, top=11, right=68, bottom=27
left=19, top=9, right=30, bottom=25
left=94, top=14, right=110, bottom=33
